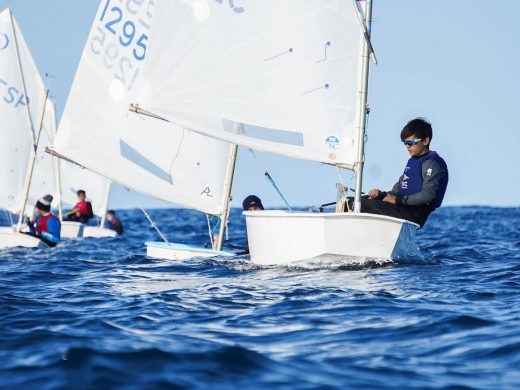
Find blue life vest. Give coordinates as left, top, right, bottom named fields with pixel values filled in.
left=399, top=151, right=448, bottom=209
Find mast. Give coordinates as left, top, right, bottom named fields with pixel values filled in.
left=52, top=102, right=63, bottom=221
left=353, top=0, right=374, bottom=213
left=214, top=142, right=238, bottom=251
left=16, top=89, right=49, bottom=232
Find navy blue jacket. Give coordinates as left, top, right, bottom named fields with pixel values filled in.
left=389, top=151, right=448, bottom=209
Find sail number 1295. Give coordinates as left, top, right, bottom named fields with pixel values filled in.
left=99, top=0, right=148, bottom=61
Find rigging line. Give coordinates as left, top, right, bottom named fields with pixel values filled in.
left=336, top=166, right=352, bottom=212
left=140, top=207, right=169, bottom=244
left=5, top=211, right=13, bottom=226
left=205, top=213, right=214, bottom=248
left=336, top=166, right=348, bottom=198
left=248, top=149, right=293, bottom=211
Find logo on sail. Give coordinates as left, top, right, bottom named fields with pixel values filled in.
left=325, top=135, right=340, bottom=150
left=201, top=187, right=213, bottom=197
left=0, top=32, right=8, bottom=51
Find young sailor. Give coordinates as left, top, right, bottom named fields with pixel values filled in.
left=64, top=189, right=94, bottom=223
left=27, top=195, right=61, bottom=247
left=240, top=195, right=264, bottom=254
left=362, top=118, right=449, bottom=227
left=104, top=210, right=123, bottom=235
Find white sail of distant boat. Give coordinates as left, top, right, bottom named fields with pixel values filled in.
left=0, top=8, right=57, bottom=249
left=27, top=97, right=58, bottom=211
left=132, top=0, right=421, bottom=264
left=36, top=96, right=114, bottom=239
left=53, top=0, right=236, bottom=257
left=56, top=147, right=116, bottom=239
left=59, top=165, right=109, bottom=220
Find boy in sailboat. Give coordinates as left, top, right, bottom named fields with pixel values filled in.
left=26, top=195, right=61, bottom=247
left=64, top=189, right=94, bottom=223
left=361, top=118, right=448, bottom=227
left=104, top=210, right=123, bottom=235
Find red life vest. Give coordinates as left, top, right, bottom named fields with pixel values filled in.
left=74, top=201, right=89, bottom=216
left=36, top=213, right=54, bottom=234
left=74, top=200, right=94, bottom=218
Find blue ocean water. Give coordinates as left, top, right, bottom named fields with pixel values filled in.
left=0, top=206, right=519, bottom=389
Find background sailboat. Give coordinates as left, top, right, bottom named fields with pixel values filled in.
left=52, top=0, right=236, bottom=258
left=133, top=0, right=421, bottom=264
left=0, top=8, right=57, bottom=249
left=54, top=132, right=116, bottom=239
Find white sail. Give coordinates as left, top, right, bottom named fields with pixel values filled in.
left=0, top=9, right=48, bottom=214
left=58, top=161, right=110, bottom=218
left=138, top=0, right=365, bottom=168
left=53, top=0, right=232, bottom=216
left=26, top=98, right=58, bottom=213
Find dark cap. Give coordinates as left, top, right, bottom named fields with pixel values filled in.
left=35, top=194, right=53, bottom=212
left=242, top=195, right=263, bottom=210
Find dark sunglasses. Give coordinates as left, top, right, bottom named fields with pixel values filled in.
left=402, top=138, right=422, bottom=146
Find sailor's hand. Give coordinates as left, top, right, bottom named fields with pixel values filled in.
left=368, top=189, right=381, bottom=199
left=383, top=194, right=396, bottom=204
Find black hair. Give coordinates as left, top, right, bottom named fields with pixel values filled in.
left=77, top=189, right=86, bottom=196
left=107, top=210, right=116, bottom=216
left=242, top=195, right=264, bottom=211
left=400, top=118, right=433, bottom=142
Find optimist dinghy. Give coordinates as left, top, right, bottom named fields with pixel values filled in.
left=128, top=0, right=420, bottom=264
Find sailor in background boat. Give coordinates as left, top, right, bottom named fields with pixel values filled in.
left=360, top=118, right=449, bottom=227
left=240, top=195, right=264, bottom=254
left=26, top=195, right=61, bottom=247
left=64, top=189, right=94, bottom=223
left=104, top=210, right=123, bottom=235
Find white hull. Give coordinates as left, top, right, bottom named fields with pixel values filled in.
left=61, top=221, right=84, bottom=238
left=0, top=228, right=47, bottom=249
left=146, top=241, right=235, bottom=260
left=83, top=226, right=118, bottom=238
left=244, top=211, right=420, bottom=265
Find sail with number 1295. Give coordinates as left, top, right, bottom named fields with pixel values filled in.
left=54, top=0, right=233, bottom=216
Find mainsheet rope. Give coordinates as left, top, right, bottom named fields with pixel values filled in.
left=140, top=207, right=169, bottom=244
left=248, top=149, right=293, bottom=211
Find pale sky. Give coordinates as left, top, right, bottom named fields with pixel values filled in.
left=1, top=0, right=519, bottom=208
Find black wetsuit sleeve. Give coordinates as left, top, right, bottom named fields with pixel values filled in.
left=387, top=177, right=402, bottom=196
left=397, top=159, right=446, bottom=207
